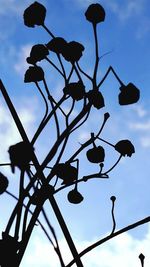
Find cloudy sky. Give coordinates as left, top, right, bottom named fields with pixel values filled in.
left=0, top=0, right=150, bottom=266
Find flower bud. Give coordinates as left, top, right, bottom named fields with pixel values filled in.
left=24, top=66, right=44, bottom=83
left=23, top=1, right=46, bottom=27
left=85, top=3, right=105, bottom=25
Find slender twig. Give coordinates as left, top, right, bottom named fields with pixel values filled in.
left=0, top=80, right=83, bottom=267
left=31, top=95, right=66, bottom=145
left=97, top=137, right=115, bottom=148
left=45, top=57, right=64, bottom=77
left=103, top=155, right=122, bottom=175
left=14, top=170, right=25, bottom=240
left=68, top=112, right=110, bottom=163
left=98, top=66, right=124, bottom=89
left=93, top=23, right=99, bottom=87
left=42, top=24, right=55, bottom=38
left=110, top=196, right=116, bottom=234
left=42, top=103, right=92, bottom=173
left=54, top=172, right=109, bottom=194
left=43, top=78, right=60, bottom=138
left=76, top=62, right=93, bottom=81
left=66, top=216, right=150, bottom=267
left=5, top=190, right=55, bottom=245
left=35, top=81, right=49, bottom=122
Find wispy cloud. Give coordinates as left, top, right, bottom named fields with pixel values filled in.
left=0, top=96, right=37, bottom=165
left=14, top=44, right=32, bottom=76
left=22, top=225, right=150, bottom=267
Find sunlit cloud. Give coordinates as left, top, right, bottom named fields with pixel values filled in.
left=22, top=225, right=150, bottom=267
left=14, top=44, right=33, bottom=76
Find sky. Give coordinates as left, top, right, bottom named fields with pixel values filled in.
left=0, top=0, right=150, bottom=266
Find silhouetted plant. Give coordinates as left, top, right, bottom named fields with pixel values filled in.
left=0, top=2, right=148, bottom=267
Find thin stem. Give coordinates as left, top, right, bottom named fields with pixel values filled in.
left=31, top=95, right=66, bottom=145
left=57, top=53, right=67, bottom=83
left=110, top=196, right=116, bottom=234
left=54, top=172, right=108, bottom=195
left=41, top=103, right=92, bottom=174
left=93, top=23, right=99, bottom=87
left=67, top=216, right=150, bottom=267
left=35, top=81, right=49, bottom=122
left=76, top=62, right=93, bottom=81
left=73, top=63, right=83, bottom=82
left=0, top=81, right=81, bottom=267
left=45, top=57, right=64, bottom=77
left=67, top=66, right=74, bottom=82
left=14, top=170, right=25, bottom=240
left=98, top=66, right=124, bottom=89
left=5, top=190, right=55, bottom=245
left=43, top=78, right=60, bottom=138
left=97, top=137, right=115, bottom=148
left=42, top=24, right=55, bottom=38
left=70, top=108, right=90, bottom=134
left=68, top=112, right=109, bottom=163
left=103, top=155, right=122, bottom=175
left=49, top=196, right=84, bottom=267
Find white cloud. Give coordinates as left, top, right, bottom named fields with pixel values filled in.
left=140, top=136, right=150, bottom=148
left=14, top=44, right=32, bottom=76
left=129, top=120, right=150, bottom=131
left=130, top=105, right=147, bottom=118
left=0, top=96, right=37, bottom=165
left=21, top=225, right=150, bottom=267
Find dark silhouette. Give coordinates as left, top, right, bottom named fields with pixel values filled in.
left=0, top=2, right=147, bottom=267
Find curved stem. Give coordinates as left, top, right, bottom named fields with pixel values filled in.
left=93, top=23, right=99, bottom=87
left=35, top=81, right=49, bottom=122
left=5, top=190, right=55, bottom=245
left=76, top=62, right=93, bottom=81
left=54, top=172, right=108, bottom=195
left=98, top=66, right=124, bottom=89
left=97, top=137, right=115, bottom=148
left=42, top=103, right=92, bottom=173
left=110, top=197, right=116, bottom=234
left=66, top=216, right=150, bottom=267
left=42, top=24, right=55, bottom=38
left=70, top=108, right=90, bottom=134
left=31, top=95, right=66, bottom=145
left=68, top=112, right=109, bottom=163
left=103, top=155, right=122, bottom=175
left=14, top=170, right=25, bottom=239
left=43, top=78, right=60, bottom=138
left=45, top=57, right=64, bottom=77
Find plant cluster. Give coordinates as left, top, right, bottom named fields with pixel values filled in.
left=0, top=2, right=147, bottom=267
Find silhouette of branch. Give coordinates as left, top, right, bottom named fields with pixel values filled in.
left=31, top=95, right=67, bottom=145
left=139, top=253, right=145, bottom=267
left=70, top=106, right=90, bottom=134
left=43, top=78, right=60, bottom=138
left=5, top=190, right=55, bottom=245
left=98, top=66, right=124, bottom=88
left=0, top=81, right=83, bottom=266
left=76, top=62, right=93, bottom=81
left=93, top=24, right=99, bottom=85
left=42, top=103, right=92, bottom=173
left=42, top=24, right=55, bottom=38
left=45, top=56, right=64, bottom=77
left=110, top=196, right=116, bottom=234
left=35, top=81, right=49, bottom=123
left=103, top=155, right=122, bottom=175
left=68, top=112, right=110, bottom=163
left=66, top=216, right=150, bottom=267
left=54, top=172, right=109, bottom=195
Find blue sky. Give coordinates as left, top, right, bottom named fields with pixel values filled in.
left=0, top=0, right=150, bottom=266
